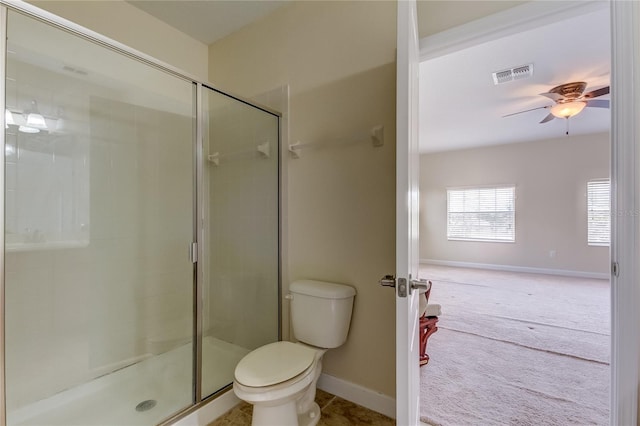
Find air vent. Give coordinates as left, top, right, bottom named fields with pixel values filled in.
left=492, top=63, right=533, bottom=85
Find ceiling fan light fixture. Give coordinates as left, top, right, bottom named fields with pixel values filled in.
left=550, top=101, right=587, bottom=119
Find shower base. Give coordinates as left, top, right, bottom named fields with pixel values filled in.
left=8, top=336, right=249, bottom=426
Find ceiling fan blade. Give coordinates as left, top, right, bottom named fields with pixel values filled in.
left=586, top=99, right=610, bottom=108
left=583, top=86, right=610, bottom=99
left=540, top=113, right=555, bottom=124
left=502, top=105, right=550, bottom=118
left=539, top=92, right=564, bottom=102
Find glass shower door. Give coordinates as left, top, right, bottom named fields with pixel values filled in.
left=4, top=10, right=195, bottom=425
left=201, top=87, right=280, bottom=398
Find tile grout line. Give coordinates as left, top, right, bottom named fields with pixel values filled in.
left=320, top=395, right=337, bottom=411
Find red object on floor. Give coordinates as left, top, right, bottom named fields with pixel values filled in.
left=420, top=315, right=439, bottom=365
left=419, top=281, right=439, bottom=366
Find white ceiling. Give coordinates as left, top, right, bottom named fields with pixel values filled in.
left=419, top=6, right=610, bottom=153
left=127, top=0, right=289, bottom=45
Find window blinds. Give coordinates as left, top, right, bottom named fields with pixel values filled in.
left=587, top=179, right=610, bottom=246
left=447, top=186, right=515, bottom=242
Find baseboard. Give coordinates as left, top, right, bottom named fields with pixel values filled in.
left=174, top=376, right=395, bottom=424
left=317, top=373, right=395, bottom=419
left=420, top=259, right=609, bottom=280
left=172, top=388, right=240, bottom=426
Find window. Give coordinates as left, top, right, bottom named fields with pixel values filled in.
left=447, top=186, right=515, bottom=242
left=587, top=179, right=610, bottom=246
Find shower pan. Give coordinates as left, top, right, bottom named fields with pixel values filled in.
left=0, top=2, right=280, bottom=425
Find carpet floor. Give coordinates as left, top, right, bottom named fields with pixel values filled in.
left=419, top=265, right=610, bottom=426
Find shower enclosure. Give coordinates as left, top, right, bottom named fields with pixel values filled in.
left=0, top=2, right=280, bottom=425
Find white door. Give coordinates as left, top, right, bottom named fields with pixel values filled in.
left=395, top=0, right=421, bottom=424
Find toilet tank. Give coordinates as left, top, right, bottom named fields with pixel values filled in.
left=289, top=280, right=356, bottom=349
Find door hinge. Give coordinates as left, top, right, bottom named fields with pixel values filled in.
left=612, top=261, right=619, bottom=277
left=190, top=242, right=198, bottom=264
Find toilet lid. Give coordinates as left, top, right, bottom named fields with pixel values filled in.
left=234, top=341, right=316, bottom=387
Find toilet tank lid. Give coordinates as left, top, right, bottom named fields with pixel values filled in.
left=290, top=280, right=356, bottom=299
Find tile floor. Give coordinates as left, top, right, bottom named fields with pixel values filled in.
left=207, top=389, right=394, bottom=426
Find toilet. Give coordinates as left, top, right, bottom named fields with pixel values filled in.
left=233, top=279, right=356, bottom=426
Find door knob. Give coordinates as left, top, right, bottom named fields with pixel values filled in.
left=379, top=275, right=396, bottom=288
left=410, top=278, right=431, bottom=292
left=380, top=275, right=431, bottom=297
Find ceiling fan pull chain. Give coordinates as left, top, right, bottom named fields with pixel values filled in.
left=566, top=118, right=570, bottom=136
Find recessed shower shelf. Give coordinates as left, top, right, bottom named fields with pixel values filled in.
left=288, top=125, right=384, bottom=159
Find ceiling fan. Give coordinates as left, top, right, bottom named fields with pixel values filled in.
left=503, top=81, right=610, bottom=124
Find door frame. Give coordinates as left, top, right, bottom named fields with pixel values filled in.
left=609, top=1, right=640, bottom=424
left=414, top=1, right=640, bottom=425
left=396, top=0, right=421, bottom=424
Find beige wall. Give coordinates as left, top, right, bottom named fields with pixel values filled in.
left=27, top=0, right=208, bottom=80
left=420, top=133, right=610, bottom=275
left=209, top=1, right=397, bottom=397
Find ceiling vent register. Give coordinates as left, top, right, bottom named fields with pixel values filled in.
left=492, top=64, right=533, bottom=85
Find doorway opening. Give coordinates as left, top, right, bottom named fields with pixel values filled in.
left=416, top=4, right=611, bottom=425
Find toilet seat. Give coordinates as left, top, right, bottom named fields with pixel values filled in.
left=235, top=341, right=317, bottom=387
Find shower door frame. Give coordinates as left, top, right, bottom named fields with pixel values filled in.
left=0, top=1, right=282, bottom=425
left=0, top=5, right=8, bottom=424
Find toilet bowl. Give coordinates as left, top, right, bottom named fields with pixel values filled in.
left=232, top=280, right=356, bottom=426
left=233, top=341, right=327, bottom=426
